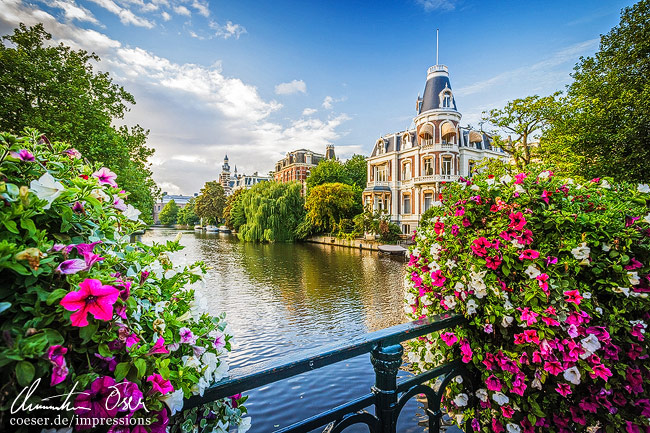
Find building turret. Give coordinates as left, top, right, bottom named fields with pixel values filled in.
left=325, top=145, right=336, bottom=160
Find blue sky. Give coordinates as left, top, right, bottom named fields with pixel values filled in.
left=0, top=0, right=634, bottom=194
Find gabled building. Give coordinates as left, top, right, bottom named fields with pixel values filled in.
left=153, top=193, right=197, bottom=224
left=363, top=63, right=507, bottom=235
left=273, top=145, right=335, bottom=184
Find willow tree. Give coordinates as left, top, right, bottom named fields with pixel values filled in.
left=305, top=182, right=359, bottom=233
left=237, top=181, right=305, bottom=242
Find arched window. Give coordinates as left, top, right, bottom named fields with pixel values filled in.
left=439, top=89, right=453, bottom=109
left=440, top=122, right=456, bottom=145
left=418, top=123, right=434, bottom=146
left=402, top=133, right=412, bottom=149
left=441, top=156, right=453, bottom=176
left=402, top=161, right=412, bottom=180
left=422, top=156, right=434, bottom=176
left=402, top=193, right=411, bottom=214
left=376, top=139, right=385, bottom=155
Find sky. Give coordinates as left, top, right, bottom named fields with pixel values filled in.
left=0, top=0, right=636, bottom=195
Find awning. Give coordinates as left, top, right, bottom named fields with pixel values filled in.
left=469, top=130, right=482, bottom=143
left=418, top=124, right=433, bottom=138
left=441, top=122, right=456, bottom=137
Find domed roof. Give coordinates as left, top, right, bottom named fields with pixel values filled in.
left=419, top=65, right=457, bottom=114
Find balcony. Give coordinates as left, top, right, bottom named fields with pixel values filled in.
left=366, top=180, right=390, bottom=188
left=414, top=174, right=460, bottom=184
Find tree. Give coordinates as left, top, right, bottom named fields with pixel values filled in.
left=237, top=181, right=305, bottom=242
left=195, top=181, right=226, bottom=224
left=305, top=159, right=349, bottom=191
left=177, top=197, right=200, bottom=226
left=481, top=93, right=560, bottom=169
left=343, top=154, right=368, bottom=189
left=158, top=200, right=179, bottom=225
left=0, top=24, right=159, bottom=219
left=223, top=188, right=246, bottom=230
left=542, top=0, right=650, bottom=182
left=305, top=183, right=358, bottom=233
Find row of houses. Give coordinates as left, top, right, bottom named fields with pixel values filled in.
left=154, top=61, right=507, bottom=229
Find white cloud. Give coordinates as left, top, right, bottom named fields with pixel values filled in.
left=275, top=79, right=307, bottom=95
left=456, top=39, right=598, bottom=97
left=210, top=20, right=246, bottom=39
left=173, top=5, right=190, bottom=16
left=0, top=0, right=350, bottom=195
left=322, top=95, right=346, bottom=109
left=87, top=0, right=155, bottom=28
left=190, top=0, right=210, bottom=17
left=416, top=0, right=458, bottom=11
left=161, top=11, right=171, bottom=21
left=302, top=107, right=317, bottom=116
left=49, top=0, right=99, bottom=24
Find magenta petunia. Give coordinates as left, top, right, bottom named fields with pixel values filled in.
left=60, top=278, right=120, bottom=327
left=486, top=374, right=501, bottom=391
left=75, top=376, right=120, bottom=421
left=147, top=373, right=174, bottom=395
left=519, top=249, right=540, bottom=260
left=564, top=289, right=584, bottom=305
left=147, top=337, right=170, bottom=355
left=47, top=345, right=68, bottom=386
left=440, top=332, right=457, bottom=346
left=430, top=270, right=446, bottom=287
left=485, top=255, right=502, bottom=270
left=55, top=258, right=87, bottom=275
left=93, top=167, right=118, bottom=187
left=555, top=382, right=572, bottom=396
left=10, top=149, right=35, bottom=161
left=509, top=212, right=527, bottom=231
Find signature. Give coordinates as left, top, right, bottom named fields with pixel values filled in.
left=11, top=378, right=149, bottom=414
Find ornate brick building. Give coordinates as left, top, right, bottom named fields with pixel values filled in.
left=273, top=145, right=335, bottom=184
left=363, top=63, right=507, bottom=234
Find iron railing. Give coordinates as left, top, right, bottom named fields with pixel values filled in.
left=183, top=313, right=476, bottom=433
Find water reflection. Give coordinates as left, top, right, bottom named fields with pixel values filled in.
left=142, top=229, right=440, bottom=432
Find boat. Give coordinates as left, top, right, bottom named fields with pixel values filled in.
left=377, top=244, right=407, bottom=255
left=218, top=225, right=231, bottom=234
left=205, top=225, right=219, bottom=232
left=194, top=225, right=203, bottom=231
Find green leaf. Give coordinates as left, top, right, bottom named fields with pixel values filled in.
left=134, top=358, right=147, bottom=378
left=15, top=361, right=35, bottom=387
left=114, top=362, right=131, bottom=382
left=3, top=220, right=19, bottom=234
left=98, top=344, right=112, bottom=358
left=46, top=289, right=69, bottom=306
left=79, top=321, right=98, bottom=344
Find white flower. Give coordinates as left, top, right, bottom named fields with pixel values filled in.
left=501, top=316, right=514, bottom=328
left=580, top=334, right=602, bottom=358
left=600, top=179, right=611, bottom=189
left=30, top=172, right=65, bottom=209
left=514, top=184, right=526, bottom=194
left=405, top=292, right=417, bottom=304
left=628, top=272, right=640, bottom=285
left=411, top=247, right=420, bottom=256
left=500, top=174, right=512, bottom=184
left=473, top=282, right=488, bottom=299
left=420, top=295, right=433, bottom=306
left=454, top=376, right=463, bottom=384
left=638, top=184, right=650, bottom=193
left=503, top=298, right=514, bottom=311
left=492, top=391, right=509, bottom=406
left=475, top=388, right=488, bottom=402
left=470, top=184, right=480, bottom=191
left=238, top=417, right=252, bottom=433
left=454, top=282, right=465, bottom=290
left=595, top=307, right=603, bottom=314
left=153, top=301, right=167, bottom=314
left=566, top=178, right=574, bottom=184
left=525, top=265, right=541, bottom=279
left=563, top=366, right=581, bottom=385
left=424, top=349, right=435, bottom=363
left=583, top=291, right=592, bottom=299
left=404, top=304, right=413, bottom=315
left=445, top=259, right=457, bottom=269
left=443, top=295, right=457, bottom=309
left=429, top=243, right=443, bottom=259
left=486, top=177, right=495, bottom=186
left=531, top=377, right=542, bottom=389
left=571, top=242, right=591, bottom=260
left=90, top=188, right=110, bottom=202
left=213, top=358, right=229, bottom=382
left=601, top=243, right=611, bottom=252
left=181, top=355, right=202, bottom=370
left=538, top=171, right=551, bottom=179
left=407, top=350, right=420, bottom=363
left=466, top=299, right=478, bottom=315
left=421, top=307, right=429, bottom=315
left=123, top=204, right=141, bottom=221
left=644, top=213, right=650, bottom=224
left=163, top=389, right=185, bottom=415
left=453, top=393, right=468, bottom=407
left=507, top=423, right=522, bottom=433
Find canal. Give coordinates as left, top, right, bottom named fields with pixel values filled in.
left=142, top=228, right=448, bottom=432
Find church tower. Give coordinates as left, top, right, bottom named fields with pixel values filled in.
left=219, top=155, right=232, bottom=195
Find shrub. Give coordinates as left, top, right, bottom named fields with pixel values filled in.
left=405, top=166, right=650, bottom=432
left=159, top=199, right=179, bottom=225
left=0, top=130, right=249, bottom=432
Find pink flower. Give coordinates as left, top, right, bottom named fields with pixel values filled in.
left=113, top=196, right=127, bottom=211
left=147, top=373, right=174, bottom=395
left=60, top=279, right=119, bottom=327
left=501, top=405, right=515, bottom=418
left=626, top=422, right=641, bottom=433
left=10, top=149, right=35, bottom=161
left=126, top=333, right=140, bottom=349
left=509, top=212, right=527, bottom=230
left=519, top=249, right=539, bottom=260
left=434, top=221, right=445, bottom=235
left=147, top=337, right=169, bottom=355
left=556, top=382, right=572, bottom=396
left=486, top=374, right=502, bottom=391
left=460, top=339, right=473, bottom=363
left=544, top=360, right=563, bottom=375
left=440, top=332, right=457, bottom=346
left=74, top=376, right=120, bottom=422
left=518, top=307, right=539, bottom=326
left=93, top=167, right=118, bottom=187
left=517, top=229, right=533, bottom=245
left=430, top=270, right=446, bottom=287
left=72, top=201, right=85, bottom=214
left=455, top=206, right=465, bottom=216
left=485, top=255, right=502, bottom=270
left=511, top=377, right=527, bottom=396
left=492, top=418, right=504, bottom=433
left=47, top=345, right=68, bottom=386
left=514, top=173, right=527, bottom=184
left=524, top=329, right=540, bottom=344
left=179, top=327, right=197, bottom=344
left=545, top=256, right=558, bottom=267
left=450, top=225, right=459, bottom=236
left=624, top=258, right=643, bottom=270
left=471, top=237, right=490, bottom=257
left=55, top=259, right=87, bottom=275
left=564, top=290, right=583, bottom=305
left=462, top=217, right=471, bottom=227
left=590, top=364, right=612, bottom=381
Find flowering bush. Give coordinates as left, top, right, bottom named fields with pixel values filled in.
left=405, top=165, right=650, bottom=433
left=0, top=130, right=249, bottom=432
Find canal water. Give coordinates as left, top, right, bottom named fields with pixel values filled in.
left=142, top=228, right=447, bottom=432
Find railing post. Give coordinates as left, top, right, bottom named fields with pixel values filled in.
left=371, top=343, right=403, bottom=433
